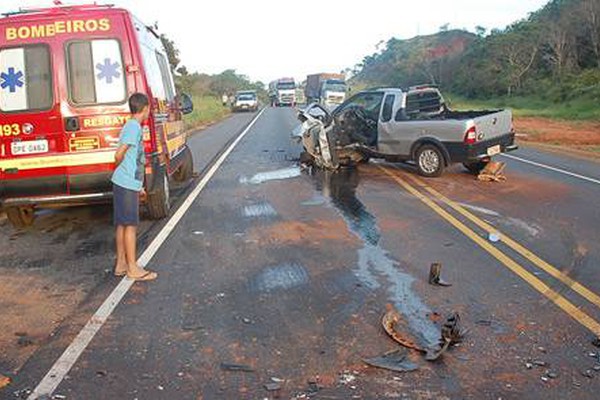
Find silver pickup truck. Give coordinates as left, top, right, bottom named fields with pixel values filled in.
left=294, top=86, right=518, bottom=177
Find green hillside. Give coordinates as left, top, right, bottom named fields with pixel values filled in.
left=351, top=0, right=600, bottom=120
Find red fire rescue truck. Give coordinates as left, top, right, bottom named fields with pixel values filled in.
left=0, top=4, right=194, bottom=228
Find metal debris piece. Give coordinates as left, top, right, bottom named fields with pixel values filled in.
left=264, top=382, right=281, bottom=391
left=441, top=312, right=464, bottom=344
left=582, top=369, right=594, bottom=379
left=546, top=371, right=558, bottom=379
left=425, top=339, right=451, bottom=361
left=425, top=312, right=465, bottom=362
left=220, top=363, right=254, bottom=372
left=428, top=263, right=452, bottom=287
left=382, top=304, right=426, bottom=352
left=477, top=161, right=507, bottom=182
left=363, top=349, right=420, bottom=373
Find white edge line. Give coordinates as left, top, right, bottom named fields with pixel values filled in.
left=28, top=108, right=266, bottom=399
left=501, top=153, right=600, bottom=185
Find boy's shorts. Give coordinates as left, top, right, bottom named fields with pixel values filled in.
left=113, top=183, right=139, bottom=226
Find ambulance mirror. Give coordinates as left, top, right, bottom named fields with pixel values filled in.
left=179, top=93, right=194, bottom=115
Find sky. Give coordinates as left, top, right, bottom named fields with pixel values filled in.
left=2, top=0, right=549, bottom=84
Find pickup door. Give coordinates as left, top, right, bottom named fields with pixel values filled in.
left=377, top=90, right=447, bottom=156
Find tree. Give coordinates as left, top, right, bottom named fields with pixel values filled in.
left=159, top=34, right=181, bottom=72
left=579, top=0, right=600, bottom=66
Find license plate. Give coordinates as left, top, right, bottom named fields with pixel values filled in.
left=11, top=139, right=49, bottom=156
left=487, top=144, right=501, bottom=156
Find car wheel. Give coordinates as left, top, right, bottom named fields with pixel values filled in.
left=463, top=161, right=488, bottom=175
left=146, top=168, right=170, bottom=219
left=173, top=146, right=194, bottom=182
left=415, top=144, right=445, bottom=177
left=5, top=206, right=35, bottom=229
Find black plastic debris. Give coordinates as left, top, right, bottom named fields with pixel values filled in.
left=363, top=349, right=419, bottom=372
left=220, top=363, right=254, bottom=372
left=265, top=382, right=282, bottom=391
left=428, top=263, right=452, bottom=287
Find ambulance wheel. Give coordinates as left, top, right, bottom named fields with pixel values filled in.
left=173, top=147, right=193, bottom=182
left=6, top=206, right=35, bottom=229
left=146, top=169, right=171, bottom=219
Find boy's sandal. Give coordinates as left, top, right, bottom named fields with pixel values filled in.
left=127, top=270, right=158, bottom=282
left=115, top=270, right=127, bottom=277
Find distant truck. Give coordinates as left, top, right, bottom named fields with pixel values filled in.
left=232, top=90, right=258, bottom=112
left=305, top=73, right=347, bottom=109
left=268, top=78, right=296, bottom=107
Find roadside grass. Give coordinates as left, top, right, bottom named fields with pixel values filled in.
left=183, top=96, right=231, bottom=131
left=445, top=94, right=600, bottom=121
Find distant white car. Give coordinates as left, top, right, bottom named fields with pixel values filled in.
left=233, top=91, right=258, bottom=112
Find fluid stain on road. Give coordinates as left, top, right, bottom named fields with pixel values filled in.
left=248, top=262, right=310, bottom=293
left=240, top=166, right=302, bottom=185
left=313, top=167, right=441, bottom=347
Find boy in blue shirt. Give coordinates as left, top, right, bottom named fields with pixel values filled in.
left=112, top=93, right=157, bottom=281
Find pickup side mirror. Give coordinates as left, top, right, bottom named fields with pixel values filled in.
left=179, top=93, right=194, bottom=115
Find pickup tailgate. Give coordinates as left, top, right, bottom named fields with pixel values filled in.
left=473, top=109, right=512, bottom=141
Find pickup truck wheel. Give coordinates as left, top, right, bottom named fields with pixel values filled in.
left=463, top=161, right=488, bottom=174
left=416, top=145, right=445, bottom=177
left=6, top=206, right=35, bottom=229
left=173, top=147, right=194, bottom=182
left=146, top=169, right=171, bottom=219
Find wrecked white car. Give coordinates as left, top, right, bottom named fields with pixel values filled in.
left=293, top=86, right=518, bottom=177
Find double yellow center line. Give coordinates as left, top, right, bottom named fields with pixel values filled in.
left=378, top=165, right=600, bottom=336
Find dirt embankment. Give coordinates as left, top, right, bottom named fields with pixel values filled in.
left=514, top=117, right=600, bottom=158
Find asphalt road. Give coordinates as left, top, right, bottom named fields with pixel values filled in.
left=2, top=108, right=600, bottom=399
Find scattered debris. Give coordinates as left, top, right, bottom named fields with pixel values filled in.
left=428, top=262, right=452, bottom=287
left=541, top=376, right=549, bottom=383
left=271, top=377, right=284, bottom=383
left=95, top=370, right=107, bottom=378
left=264, top=382, right=282, bottom=391
left=525, top=362, right=533, bottom=369
left=382, top=304, right=425, bottom=352
left=441, top=312, right=464, bottom=344
left=488, top=232, right=501, bottom=243
left=0, top=374, right=10, bottom=389
left=533, top=360, right=547, bottom=367
left=339, top=372, right=357, bottom=385
left=582, top=369, right=594, bottom=379
left=546, top=371, right=558, bottom=379
left=592, top=337, right=600, bottom=348
left=16, top=335, right=34, bottom=347
left=53, top=395, right=66, bottom=400
left=363, top=349, right=419, bottom=372
left=157, top=385, right=164, bottom=391
left=477, top=161, right=507, bottom=182
left=593, top=365, right=600, bottom=372
left=382, top=305, right=465, bottom=363
left=220, top=363, right=254, bottom=372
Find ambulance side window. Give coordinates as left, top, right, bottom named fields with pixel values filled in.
left=155, top=52, right=175, bottom=102
left=67, top=39, right=126, bottom=105
left=140, top=45, right=166, bottom=100
left=0, top=45, right=53, bottom=112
